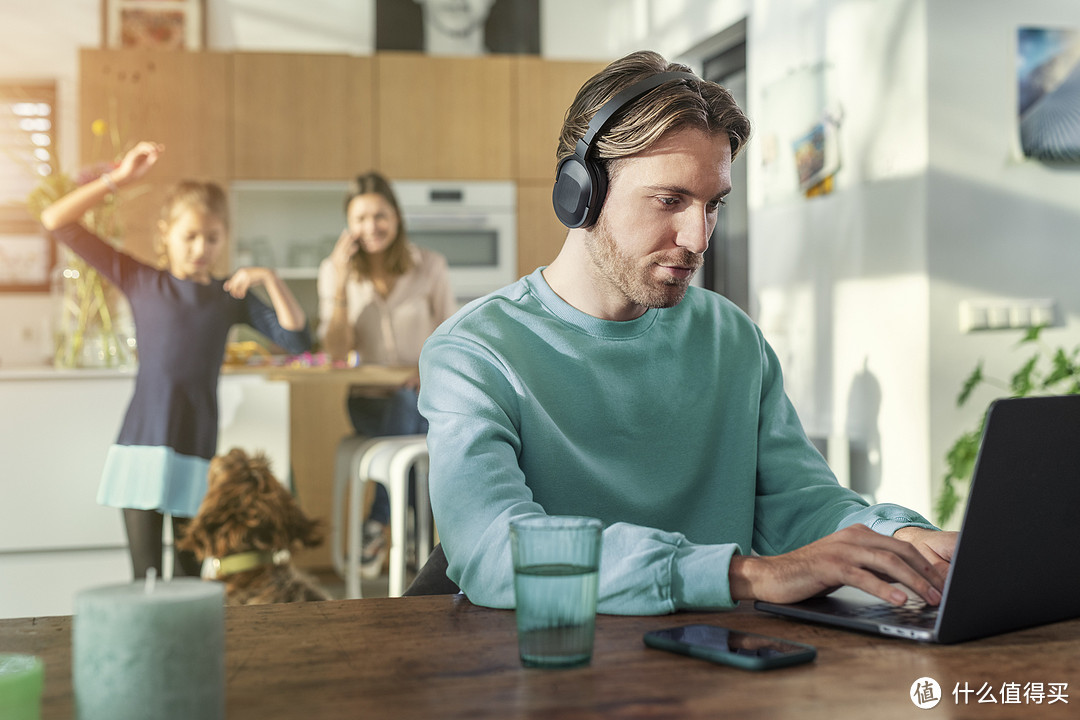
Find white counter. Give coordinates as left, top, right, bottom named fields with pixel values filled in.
left=0, top=367, right=289, bottom=618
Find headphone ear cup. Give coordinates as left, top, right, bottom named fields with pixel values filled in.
left=552, top=156, right=593, bottom=228
left=552, top=156, right=609, bottom=229
left=582, top=160, right=607, bottom=228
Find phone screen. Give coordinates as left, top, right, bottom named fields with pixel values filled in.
left=643, top=624, right=816, bottom=671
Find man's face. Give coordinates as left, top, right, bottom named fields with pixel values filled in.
left=582, top=126, right=733, bottom=320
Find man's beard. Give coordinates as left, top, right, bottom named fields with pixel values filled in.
left=584, top=215, right=702, bottom=311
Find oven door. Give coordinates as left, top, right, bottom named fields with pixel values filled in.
left=394, top=181, right=517, bottom=305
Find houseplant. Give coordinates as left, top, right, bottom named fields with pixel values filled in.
left=25, top=120, right=137, bottom=369
left=936, top=325, right=1080, bottom=526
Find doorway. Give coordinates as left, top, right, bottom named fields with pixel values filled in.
left=700, top=38, right=749, bottom=314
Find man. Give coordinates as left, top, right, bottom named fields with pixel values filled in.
left=418, top=50, right=956, bottom=615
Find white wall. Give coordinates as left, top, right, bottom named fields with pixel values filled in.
left=925, top=0, right=1080, bottom=525
left=607, top=0, right=1080, bottom=526
left=747, top=0, right=933, bottom=516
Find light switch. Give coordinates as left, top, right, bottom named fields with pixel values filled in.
left=960, top=298, right=1056, bottom=333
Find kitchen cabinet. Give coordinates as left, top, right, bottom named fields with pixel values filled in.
left=79, top=49, right=231, bottom=181
left=376, top=52, right=514, bottom=179
left=514, top=58, right=609, bottom=182
left=232, top=53, right=374, bottom=180
left=78, top=48, right=231, bottom=271
left=0, top=368, right=289, bottom=619
left=516, top=180, right=567, bottom=278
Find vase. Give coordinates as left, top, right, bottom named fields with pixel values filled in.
left=51, top=247, right=135, bottom=370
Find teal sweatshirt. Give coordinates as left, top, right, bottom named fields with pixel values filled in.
left=418, top=269, right=934, bottom=615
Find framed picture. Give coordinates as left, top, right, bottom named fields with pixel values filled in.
left=1018, top=26, right=1080, bottom=161
left=102, top=0, right=205, bottom=51
left=0, top=233, right=54, bottom=292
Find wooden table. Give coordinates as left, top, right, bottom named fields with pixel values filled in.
left=221, top=363, right=415, bottom=569
left=4, top=595, right=1078, bottom=719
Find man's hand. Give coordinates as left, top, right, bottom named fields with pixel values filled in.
left=730, top=524, right=953, bottom=607
left=893, top=526, right=957, bottom=581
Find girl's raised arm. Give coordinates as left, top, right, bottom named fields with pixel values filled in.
left=40, top=141, right=164, bottom=231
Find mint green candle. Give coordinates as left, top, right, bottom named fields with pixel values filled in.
left=73, top=577, right=225, bottom=720
left=0, top=654, right=44, bottom=720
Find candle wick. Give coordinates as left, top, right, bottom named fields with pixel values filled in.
left=145, top=567, right=157, bottom=595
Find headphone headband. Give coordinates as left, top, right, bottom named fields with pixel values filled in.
left=553, top=70, right=700, bottom=229
left=576, top=71, right=699, bottom=160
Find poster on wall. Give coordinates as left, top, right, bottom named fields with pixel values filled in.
left=102, top=0, right=205, bottom=51
left=759, top=61, right=842, bottom=200
left=376, top=0, right=540, bottom=56
left=1017, top=27, right=1080, bottom=161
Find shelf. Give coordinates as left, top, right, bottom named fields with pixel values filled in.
left=276, top=267, right=319, bottom=280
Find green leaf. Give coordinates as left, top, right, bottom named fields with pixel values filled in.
left=957, top=362, right=984, bottom=406
left=934, top=478, right=961, bottom=528
left=944, top=428, right=981, bottom=482
left=1017, top=324, right=1045, bottom=345
left=1043, top=348, right=1075, bottom=388
left=1009, top=355, right=1039, bottom=397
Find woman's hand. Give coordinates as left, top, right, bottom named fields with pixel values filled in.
left=111, top=141, right=164, bottom=187
left=330, top=227, right=359, bottom=274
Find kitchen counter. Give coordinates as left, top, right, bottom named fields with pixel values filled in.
left=0, top=362, right=413, bottom=618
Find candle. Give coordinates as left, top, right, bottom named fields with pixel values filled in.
left=73, top=577, right=225, bottom=720
left=0, top=654, right=44, bottom=720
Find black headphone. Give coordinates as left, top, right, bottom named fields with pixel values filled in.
left=551, top=70, right=699, bottom=229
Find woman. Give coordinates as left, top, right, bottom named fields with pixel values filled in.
left=318, top=171, right=455, bottom=578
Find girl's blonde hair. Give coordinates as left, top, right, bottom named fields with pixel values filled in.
left=156, top=180, right=229, bottom=268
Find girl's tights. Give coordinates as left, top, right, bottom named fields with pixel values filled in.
left=122, top=508, right=201, bottom=579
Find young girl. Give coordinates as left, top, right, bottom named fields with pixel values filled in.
left=318, top=171, right=455, bottom=577
left=41, top=141, right=312, bottom=580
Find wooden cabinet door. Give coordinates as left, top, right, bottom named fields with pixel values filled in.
left=376, top=52, right=513, bottom=179
left=514, top=58, right=609, bottom=182
left=232, top=53, right=374, bottom=180
left=79, top=49, right=231, bottom=269
left=517, top=180, right=567, bottom=278
left=79, top=49, right=230, bottom=180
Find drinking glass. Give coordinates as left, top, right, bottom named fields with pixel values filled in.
left=509, top=515, right=602, bottom=668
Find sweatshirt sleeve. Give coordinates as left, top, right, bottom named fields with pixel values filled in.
left=419, top=330, right=742, bottom=615
left=748, top=333, right=936, bottom=556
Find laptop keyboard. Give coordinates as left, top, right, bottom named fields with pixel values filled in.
left=837, top=597, right=940, bottom=628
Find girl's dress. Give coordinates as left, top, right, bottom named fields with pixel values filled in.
left=51, top=223, right=312, bottom=517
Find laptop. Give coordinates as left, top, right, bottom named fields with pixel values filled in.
left=755, top=394, right=1080, bottom=644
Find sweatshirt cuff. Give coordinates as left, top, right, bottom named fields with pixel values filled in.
left=669, top=541, right=741, bottom=611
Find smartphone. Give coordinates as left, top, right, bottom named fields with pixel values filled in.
left=643, top=624, right=816, bottom=671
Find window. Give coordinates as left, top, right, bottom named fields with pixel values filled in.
left=0, top=82, right=56, bottom=290
left=0, top=82, right=57, bottom=232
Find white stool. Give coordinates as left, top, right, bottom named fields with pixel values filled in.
left=331, top=434, right=432, bottom=599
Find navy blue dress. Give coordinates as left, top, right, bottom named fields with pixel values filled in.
left=51, top=223, right=311, bottom=516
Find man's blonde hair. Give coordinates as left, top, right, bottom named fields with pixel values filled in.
left=556, top=50, right=751, bottom=176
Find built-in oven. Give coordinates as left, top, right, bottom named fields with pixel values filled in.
left=391, top=180, right=517, bottom=305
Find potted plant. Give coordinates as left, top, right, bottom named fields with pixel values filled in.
left=936, top=325, right=1080, bottom=526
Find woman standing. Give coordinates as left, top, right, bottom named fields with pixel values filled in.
left=318, top=172, right=455, bottom=577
